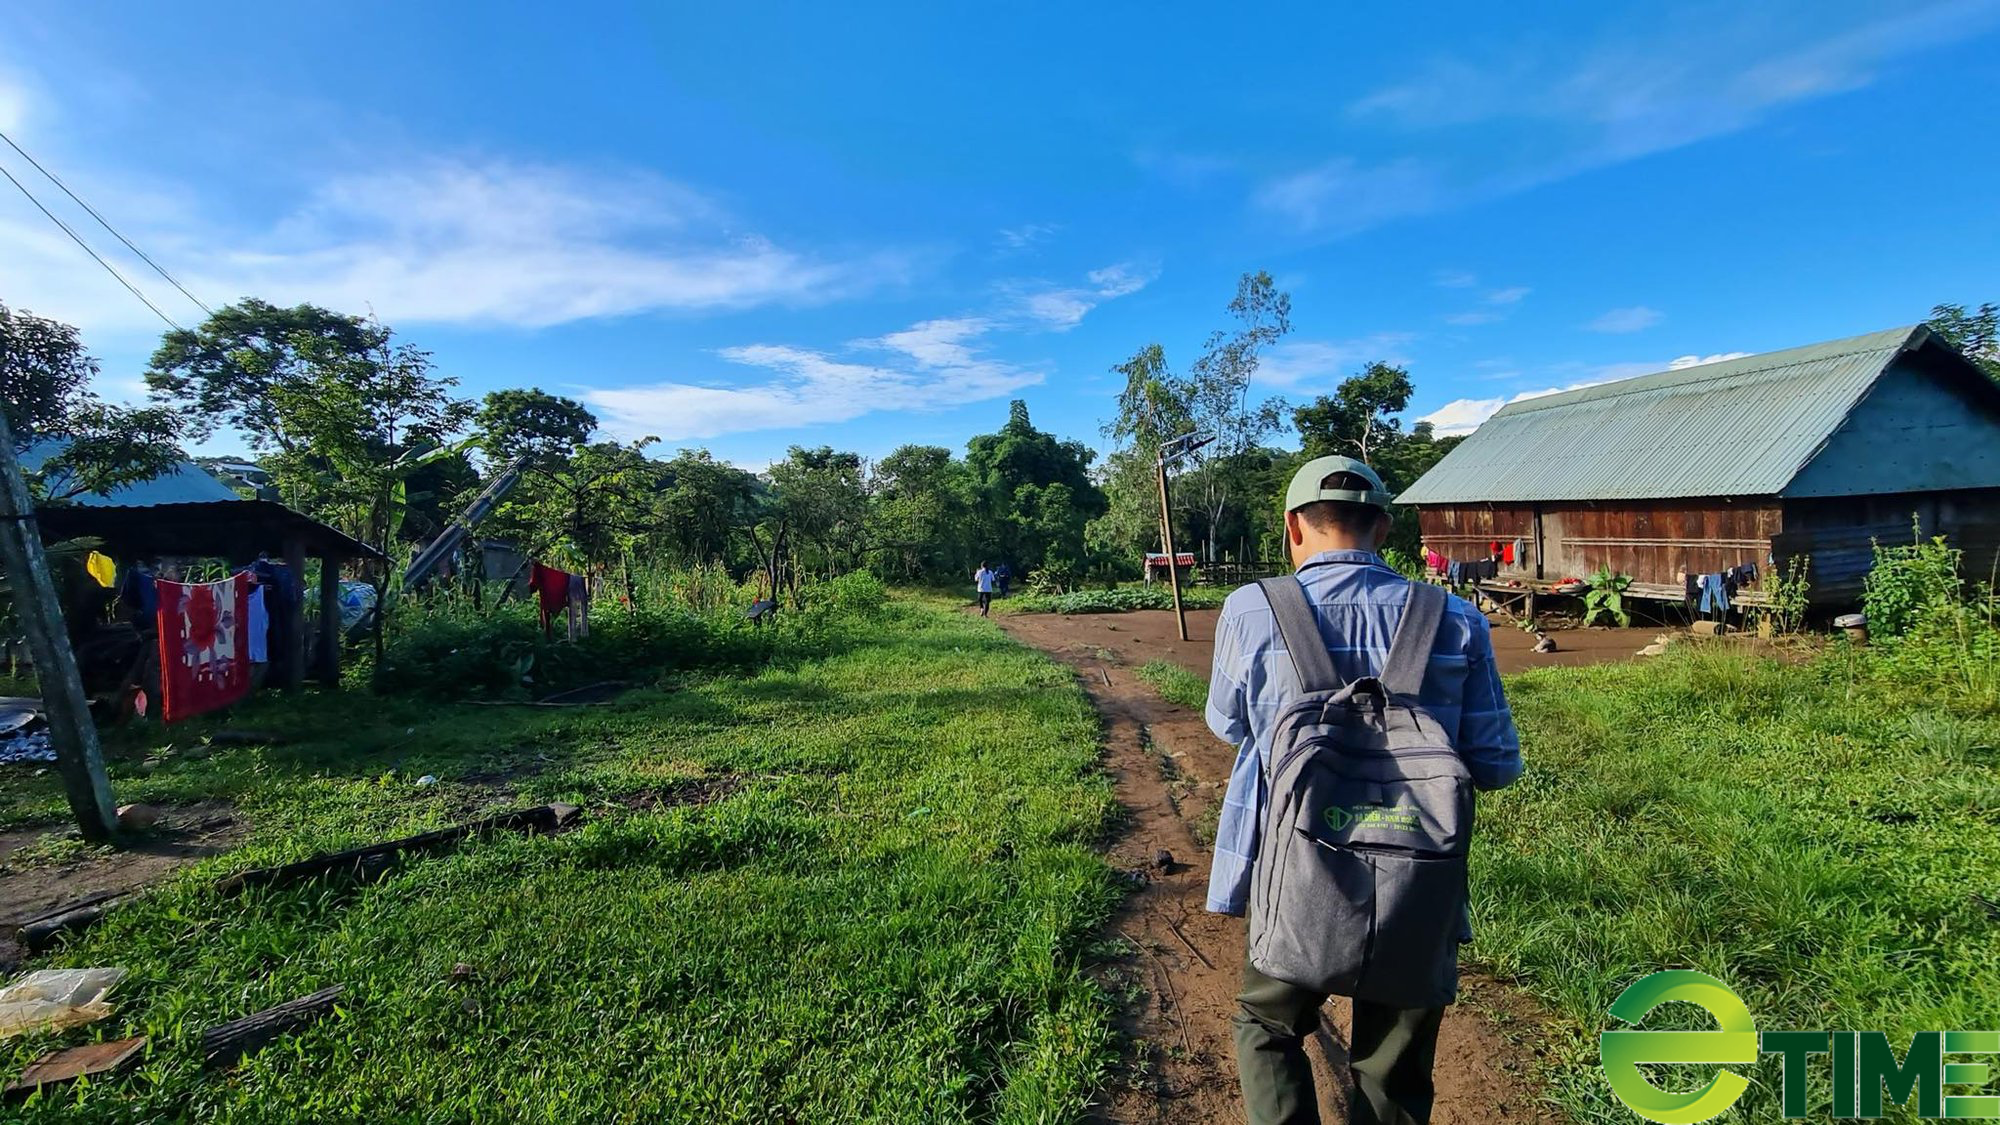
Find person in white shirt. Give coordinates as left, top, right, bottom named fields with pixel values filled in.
left=973, top=562, right=996, bottom=615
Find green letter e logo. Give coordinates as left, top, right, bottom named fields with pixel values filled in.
left=1601, top=970, right=1758, bottom=1124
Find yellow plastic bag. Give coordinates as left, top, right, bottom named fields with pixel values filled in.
left=85, top=551, right=117, bottom=589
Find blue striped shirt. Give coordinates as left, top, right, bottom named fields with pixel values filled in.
left=1204, top=550, right=1522, bottom=915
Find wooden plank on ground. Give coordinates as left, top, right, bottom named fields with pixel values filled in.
left=201, top=986, right=343, bottom=1068
left=214, top=803, right=581, bottom=896
left=4, top=1036, right=146, bottom=1099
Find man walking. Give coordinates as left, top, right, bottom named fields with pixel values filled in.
left=1204, top=456, right=1522, bottom=1125
left=974, top=561, right=996, bottom=616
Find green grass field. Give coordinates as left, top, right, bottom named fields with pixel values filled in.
left=1, top=596, right=1122, bottom=1123
left=1134, top=660, right=1209, bottom=711
left=1481, top=641, right=2000, bottom=1122
left=1113, top=637, right=2000, bottom=1123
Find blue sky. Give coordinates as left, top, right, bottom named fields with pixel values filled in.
left=3, top=1, right=1998, bottom=466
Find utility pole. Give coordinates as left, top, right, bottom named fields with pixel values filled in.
left=0, top=413, right=118, bottom=840
left=1155, top=431, right=1215, bottom=643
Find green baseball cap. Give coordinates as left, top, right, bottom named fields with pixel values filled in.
left=1283, top=455, right=1396, bottom=512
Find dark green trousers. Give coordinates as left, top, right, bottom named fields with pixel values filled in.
left=1232, top=955, right=1446, bottom=1125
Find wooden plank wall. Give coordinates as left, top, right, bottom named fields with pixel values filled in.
left=1541, top=499, right=1779, bottom=588
left=1415, top=504, right=1537, bottom=575
left=1419, top=499, right=1780, bottom=590
left=1776, top=488, right=2000, bottom=603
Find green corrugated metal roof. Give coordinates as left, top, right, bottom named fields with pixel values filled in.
left=1397, top=325, right=1930, bottom=504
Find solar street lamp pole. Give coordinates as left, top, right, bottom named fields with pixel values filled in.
left=0, top=411, right=118, bottom=840
left=1155, top=432, right=1214, bottom=643
left=1154, top=452, right=1189, bottom=641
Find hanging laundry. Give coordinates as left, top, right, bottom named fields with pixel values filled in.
left=1698, top=573, right=1729, bottom=615
left=119, top=562, right=158, bottom=626
left=246, top=585, right=269, bottom=664
left=1500, top=542, right=1516, bottom=565
left=530, top=563, right=572, bottom=637
left=84, top=551, right=117, bottom=589
left=1512, top=538, right=1527, bottom=565
left=1683, top=571, right=1698, bottom=610
left=566, top=573, right=590, bottom=641
left=156, top=574, right=253, bottom=723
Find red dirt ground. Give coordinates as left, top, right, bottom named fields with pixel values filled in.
left=993, top=606, right=1626, bottom=1124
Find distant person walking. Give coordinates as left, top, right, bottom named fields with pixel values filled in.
left=974, top=562, right=996, bottom=615
left=1205, top=456, right=1523, bottom=1125
left=995, top=563, right=1012, bottom=597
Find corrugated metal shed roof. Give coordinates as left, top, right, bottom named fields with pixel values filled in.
left=19, top=440, right=244, bottom=506
left=1397, top=326, right=1930, bottom=504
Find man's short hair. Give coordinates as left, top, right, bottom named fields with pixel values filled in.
left=1293, top=472, right=1389, bottom=536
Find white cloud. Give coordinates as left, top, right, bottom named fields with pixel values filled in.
left=996, top=222, right=1059, bottom=250
left=1015, top=262, right=1156, bottom=330
left=1586, top=305, right=1664, bottom=333
left=0, top=68, right=28, bottom=134
left=1434, top=269, right=1478, bottom=289
left=1253, top=157, right=1442, bottom=234
left=1485, top=286, right=1530, bottom=305
left=586, top=316, right=1041, bottom=442
left=1420, top=379, right=1612, bottom=436
left=0, top=156, right=904, bottom=335
left=1442, top=285, right=1531, bottom=326
left=1254, top=334, right=1416, bottom=390
left=1420, top=348, right=1757, bottom=434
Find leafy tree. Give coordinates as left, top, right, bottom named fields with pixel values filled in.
left=965, top=401, right=1103, bottom=573
left=866, top=445, right=974, bottom=579
left=1293, top=361, right=1414, bottom=465
left=145, top=299, right=385, bottom=451
left=254, top=328, right=474, bottom=550
left=769, top=446, right=869, bottom=579
left=493, top=439, right=664, bottom=572
left=475, top=388, right=598, bottom=469
left=2, top=302, right=181, bottom=500
left=1091, top=272, right=1291, bottom=566
left=1927, top=302, right=2000, bottom=380
left=1181, top=272, right=1291, bottom=560
left=656, top=449, right=758, bottom=566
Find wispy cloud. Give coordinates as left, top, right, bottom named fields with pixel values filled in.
left=1260, top=2, right=2000, bottom=234
left=1433, top=269, right=1478, bottom=289
left=1253, top=157, right=1442, bottom=235
left=1254, top=334, right=1416, bottom=390
left=1444, top=285, right=1532, bottom=326
left=1014, top=261, right=1157, bottom=330
left=587, top=316, right=1041, bottom=442
left=1586, top=305, right=1664, bottom=333
left=0, top=156, right=907, bottom=335
left=995, top=222, right=1059, bottom=251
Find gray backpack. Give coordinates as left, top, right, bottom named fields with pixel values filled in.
left=1247, top=576, right=1473, bottom=1008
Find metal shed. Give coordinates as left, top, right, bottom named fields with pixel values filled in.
left=28, top=452, right=383, bottom=689
left=1397, top=325, right=2000, bottom=607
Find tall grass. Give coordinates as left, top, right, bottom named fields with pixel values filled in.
left=1, top=593, right=1122, bottom=1122
left=1479, top=638, right=2000, bottom=1122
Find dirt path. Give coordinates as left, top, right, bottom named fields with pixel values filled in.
left=994, top=609, right=1567, bottom=1124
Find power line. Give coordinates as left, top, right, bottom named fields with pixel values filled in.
left=0, top=158, right=183, bottom=332
left=0, top=127, right=212, bottom=316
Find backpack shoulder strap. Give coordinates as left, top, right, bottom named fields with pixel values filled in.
left=1380, top=581, right=1448, bottom=698
left=1256, top=576, right=1342, bottom=693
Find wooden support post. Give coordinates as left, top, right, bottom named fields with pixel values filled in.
left=282, top=536, right=307, bottom=691
left=317, top=553, right=340, bottom=686
left=1155, top=455, right=1190, bottom=642
left=0, top=414, right=118, bottom=840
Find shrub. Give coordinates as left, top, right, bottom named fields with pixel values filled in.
left=1006, top=584, right=1230, bottom=615
left=1862, top=525, right=1963, bottom=638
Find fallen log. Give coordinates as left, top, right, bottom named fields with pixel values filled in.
left=215, top=803, right=581, bottom=896
left=201, top=987, right=343, bottom=1068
